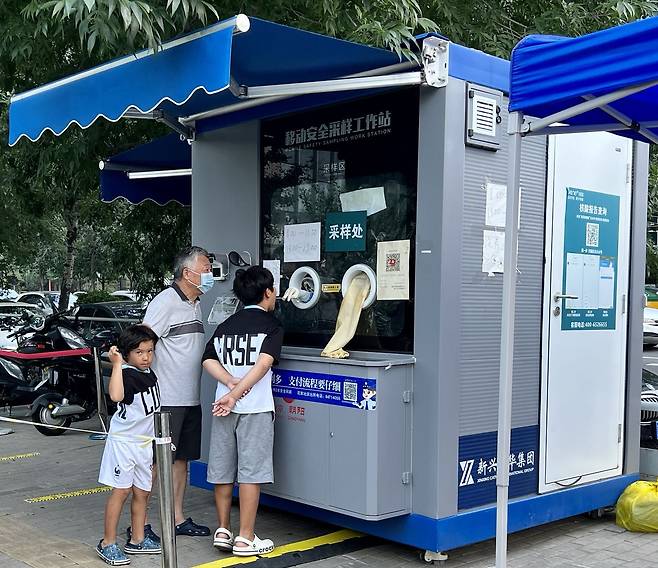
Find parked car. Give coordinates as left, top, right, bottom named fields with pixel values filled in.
left=641, top=369, right=658, bottom=447
left=70, top=301, right=145, bottom=387
left=0, top=302, right=46, bottom=349
left=71, top=301, right=145, bottom=341
left=644, top=307, right=658, bottom=347
left=110, top=290, right=139, bottom=302
left=46, top=291, right=78, bottom=311
left=15, top=292, right=57, bottom=316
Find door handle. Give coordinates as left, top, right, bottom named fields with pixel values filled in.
left=553, top=293, right=578, bottom=302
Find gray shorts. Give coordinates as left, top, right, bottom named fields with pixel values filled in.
left=207, top=411, right=274, bottom=485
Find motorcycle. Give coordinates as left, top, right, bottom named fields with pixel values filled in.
left=0, top=310, right=115, bottom=436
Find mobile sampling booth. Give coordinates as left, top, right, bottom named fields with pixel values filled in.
left=8, top=14, right=649, bottom=560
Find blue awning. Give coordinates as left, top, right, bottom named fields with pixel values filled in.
left=509, top=16, right=658, bottom=142
left=100, top=134, right=191, bottom=205
left=9, top=15, right=402, bottom=146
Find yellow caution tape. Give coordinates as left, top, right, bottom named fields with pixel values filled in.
left=0, top=452, right=40, bottom=462
left=192, top=529, right=362, bottom=567
left=25, top=486, right=112, bottom=503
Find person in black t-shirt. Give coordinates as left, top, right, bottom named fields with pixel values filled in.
left=97, top=325, right=161, bottom=565
left=202, top=266, right=283, bottom=556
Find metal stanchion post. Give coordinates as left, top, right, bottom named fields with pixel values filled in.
left=155, top=411, right=178, bottom=568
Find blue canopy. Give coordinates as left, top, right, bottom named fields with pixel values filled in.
left=9, top=15, right=401, bottom=146
left=100, top=134, right=191, bottom=205
left=509, top=16, right=658, bottom=142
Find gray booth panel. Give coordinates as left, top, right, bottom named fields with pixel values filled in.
left=266, top=350, right=413, bottom=520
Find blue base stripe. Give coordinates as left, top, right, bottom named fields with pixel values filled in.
left=190, top=461, right=636, bottom=552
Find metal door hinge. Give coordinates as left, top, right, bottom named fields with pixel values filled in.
left=622, top=293, right=627, bottom=315
left=618, top=424, right=622, bottom=443
left=402, top=471, right=412, bottom=485
left=402, top=391, right=412, bottom=403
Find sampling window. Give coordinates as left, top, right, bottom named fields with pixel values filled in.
left=261, top=88, right=419, bottom=353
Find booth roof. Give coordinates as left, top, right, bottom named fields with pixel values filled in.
left=509, top=15, right=658, bottom=142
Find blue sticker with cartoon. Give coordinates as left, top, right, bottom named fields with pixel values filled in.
left=272, top=368, right=377, bottom=411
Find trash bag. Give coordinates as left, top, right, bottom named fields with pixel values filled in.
left=616, top=480, right=658, bottom=532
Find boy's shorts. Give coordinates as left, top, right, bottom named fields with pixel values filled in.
left=207, top=411, right=274, bottom=485
left=99, top=439, right=153, bottom=492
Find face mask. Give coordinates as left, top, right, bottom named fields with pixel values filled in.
left=187, top=269, right=215, bottom=294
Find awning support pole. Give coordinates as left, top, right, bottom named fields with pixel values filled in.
left=240, top=72, right=423, bottom=98
left=154, top=110, right=195, bottom=141
left=581, top=94, right=658, bottom=145
left=526, top=121, right=658, bottom=136
left=522, top=79, right=658, bottom=135
left=495, top=110, right=523, bottom=568
left=179, top=60, right=419, bottom=125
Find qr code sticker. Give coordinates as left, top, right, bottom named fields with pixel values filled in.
left=343, top=381, right=358, bottom=402
left=386, top=253, right=401, bottom=272
left=586, top=222, right=600, bottom=247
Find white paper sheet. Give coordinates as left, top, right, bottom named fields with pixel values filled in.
left=284, top=222, right=321, bottom=263
left=340, top=187, right=387, bottom=217
left=482, top=230, right=505, bottom=275
left=262, top=260, right=281, bottom=296
left=376, top=240, right=410, bottom=300
left=485, top=182, right=507, bottom=228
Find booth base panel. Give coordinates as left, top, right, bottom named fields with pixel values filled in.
left=190, top=461, right=636, bottom=553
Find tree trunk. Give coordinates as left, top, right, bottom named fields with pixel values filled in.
left=59, top=213, right=79, bottom=312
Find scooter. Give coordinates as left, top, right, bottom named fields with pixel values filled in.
left=0, top=311, right=114, bottom=436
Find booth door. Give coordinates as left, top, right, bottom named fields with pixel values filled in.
left=540, top=132, right=632, bottom=493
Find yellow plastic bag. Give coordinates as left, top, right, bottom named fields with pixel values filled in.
left=616, top=480, right=658, bottom=532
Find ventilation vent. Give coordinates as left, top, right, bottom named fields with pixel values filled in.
left=472, top=95, right=497, bottom=137
left=466, top=84, right=502, bottom=151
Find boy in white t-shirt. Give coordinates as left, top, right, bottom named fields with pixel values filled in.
left=202, top=266, right=283, bottom=557
left=97, top=325, right=161, bottom=566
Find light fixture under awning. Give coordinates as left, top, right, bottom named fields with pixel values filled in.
left=100, top=133, right=191, bottom=205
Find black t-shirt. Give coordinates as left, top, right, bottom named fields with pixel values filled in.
left=202, top=306, right=284, bottom=413
left=109, top=366, right=161, bottom=437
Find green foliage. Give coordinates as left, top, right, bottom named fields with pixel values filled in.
left=76, top=289, right=115, bottom=304
left=22, top=0, right=218, bottom=56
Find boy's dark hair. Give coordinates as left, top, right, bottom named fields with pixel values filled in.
left=233, top=266, right=274, bottom=305
left=118, top=324, right=158, bottom=358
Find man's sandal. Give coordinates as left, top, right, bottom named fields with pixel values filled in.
left=213, top=527, right=234, bottom=551
left=232, top=534, right=274, bottom=557
left=175, top=518, right=210, bottom=537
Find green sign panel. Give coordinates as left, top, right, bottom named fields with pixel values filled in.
left=325, top=211, right=367, bottom=252
left=561, top=187, right=619, bottom=331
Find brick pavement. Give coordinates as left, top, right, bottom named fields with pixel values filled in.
left=1, top=416, right=657, bottom=568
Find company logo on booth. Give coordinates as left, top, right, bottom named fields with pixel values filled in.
left=457, top=425, right=539, bottom=509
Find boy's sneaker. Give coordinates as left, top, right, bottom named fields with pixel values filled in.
left=124, top=535, right=162, bottom=555
left=96, top=540, right=131, bottom=566
left=126, top=524, right=160, bottom=544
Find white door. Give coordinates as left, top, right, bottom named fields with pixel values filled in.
left=539, top=132, right=632, bottom=493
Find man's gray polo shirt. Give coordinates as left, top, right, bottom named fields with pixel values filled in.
left=143, top=282, right=205, bottom=406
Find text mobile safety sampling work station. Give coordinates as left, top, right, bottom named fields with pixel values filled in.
left=7, top=13, right=648, bottom=565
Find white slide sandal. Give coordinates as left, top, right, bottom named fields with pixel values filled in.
left=232, top=534, right=274, bottom=556
left=213, top=527, right=234, bottom=551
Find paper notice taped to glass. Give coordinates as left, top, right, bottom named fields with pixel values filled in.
left=482, top=230, right=505, bottom=275
left=263, top=260, right=281, bottom=296
left=376, top=240, right=410, bottom=300
left=340, top=186, right=387, bottom=217
left=284, top=222, right=321, bottom=263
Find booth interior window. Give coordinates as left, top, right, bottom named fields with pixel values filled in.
left=261, top=88, right=420, bottom=353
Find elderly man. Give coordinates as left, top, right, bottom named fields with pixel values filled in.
left=142, top=245, right=214, bottom=537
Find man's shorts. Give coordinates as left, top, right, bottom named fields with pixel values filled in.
left=99, top=439, right=153, bottom=492
left=207, top=411, right=274, bottom=485
left=163, top=405, right=202, bottom=462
